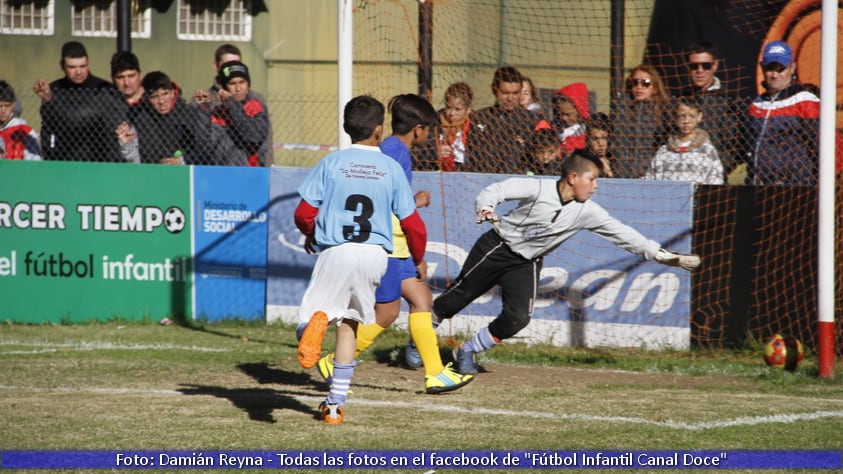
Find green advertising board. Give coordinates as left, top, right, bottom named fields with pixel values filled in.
left=0, top=161, right=191, bottom=323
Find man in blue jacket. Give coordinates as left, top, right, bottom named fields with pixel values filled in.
left=746, top=41, right=819, bottom=186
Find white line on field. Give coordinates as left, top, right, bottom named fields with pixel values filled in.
left=0, top=340, right=228, bottom=353
left=1, top=384, right=841, bottom=431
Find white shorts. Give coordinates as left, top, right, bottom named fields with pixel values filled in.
left=297, top=243, right=388, bottom=326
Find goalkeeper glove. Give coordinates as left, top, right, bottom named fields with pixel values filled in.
left=475, top=206, right=499, bottom=224
left=654, top=248, right=701, bottom=271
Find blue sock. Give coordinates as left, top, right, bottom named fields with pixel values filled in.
left=295, top=322, right=307, bottom=341
left=463, top=327, right=498, bottom=354
left=325, top=361, right=356, bottom=407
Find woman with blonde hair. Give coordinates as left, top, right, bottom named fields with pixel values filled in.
left=611, top=64, right=672, bottom=178
left=435, top=81, right=473, bottom=171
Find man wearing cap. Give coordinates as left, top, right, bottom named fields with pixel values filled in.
left=207, top=60, right=272, bottom=167
left=743, top=40, right=819, bottom=185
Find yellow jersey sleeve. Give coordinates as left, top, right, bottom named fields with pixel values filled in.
left=389, top=214, right=410, bottom=258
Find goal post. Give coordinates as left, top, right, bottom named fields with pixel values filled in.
left=817, top=0, right=837, bottom=378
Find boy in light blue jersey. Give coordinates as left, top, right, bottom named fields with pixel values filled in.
left=293, top=95, right=428, bottom=424
left=315, top=94, right=473, bottom=394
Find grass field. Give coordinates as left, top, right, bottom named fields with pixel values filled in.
left=1, top=320, right=842, bottom=473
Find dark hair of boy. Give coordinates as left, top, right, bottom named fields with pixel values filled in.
left=685, top=40, right=718, bottom=59
left=60, top=41, right=87, bottom=65
left=585, top=112, right=613, bottom=135
left=343, top=95, right=385, bottom=143
left=528, top=127, right=558, bottom=155
left=111, top=51, right=141, bottom=78
left=0, top=80, right=17, bottom=103
left=561, top=148, right=603, bottom=177
left=677, top=94, right=704, bottom=111
left=141, top=71, right=173, bottom=93
left=388, top=94, right=439, bottom=135
left=492, top=66, right=524, bottom=90
left=214, top=44, right=242, bottom=64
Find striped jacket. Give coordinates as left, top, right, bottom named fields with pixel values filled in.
left=747, top=83, right=819, bottom=185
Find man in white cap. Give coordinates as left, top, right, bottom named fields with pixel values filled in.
left=743, top=40, right=819, bottom=185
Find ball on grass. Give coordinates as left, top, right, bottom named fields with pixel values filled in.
left=763, top=333, right=804, bottom=371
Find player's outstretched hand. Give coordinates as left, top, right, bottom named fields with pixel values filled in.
left=475, top=206, right=499, bottom=225
left=654, top=248, right=701, bottom=271
left=304, top=234, right=318, bottom=254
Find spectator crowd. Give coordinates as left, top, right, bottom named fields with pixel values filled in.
left=1, top=39, right=824, bottom=186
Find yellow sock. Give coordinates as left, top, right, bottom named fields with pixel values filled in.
left=355, top=323, right=386, bottom=357
left=409, top=311, right=444, bottom=376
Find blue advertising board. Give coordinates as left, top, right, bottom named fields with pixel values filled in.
left=266, top=168, right=694, bottom=349
left=192, top=166, right=269, bottom=321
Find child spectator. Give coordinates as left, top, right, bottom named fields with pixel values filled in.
left=208, top=61, right=272, bottom=167
left=645, top=97, right=724, bottom=184
left=0, top=80, right=41, bottom=161
left=525, top=125, right=562, bottom=176
left=117, top=71, right=247, bottom=166
left=192, top=43, right=243, bottom=107
left=585, top=112, right=614, bottom=177
left=551, top=82, right=590, bottom=155
left=520, top=76, right=544, bottom=115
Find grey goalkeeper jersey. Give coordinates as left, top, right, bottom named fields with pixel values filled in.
left=476, top=177, right=662, bottom=261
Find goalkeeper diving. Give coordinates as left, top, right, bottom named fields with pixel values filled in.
left=416, top=148, right=701, bottom=375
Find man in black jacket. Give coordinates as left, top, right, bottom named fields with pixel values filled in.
left=33, top=41, right=127, bottom=162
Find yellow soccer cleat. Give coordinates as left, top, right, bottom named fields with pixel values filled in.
left=317, top=354, right=334, bottom=384
left=424, top=363, right=474, bottom=394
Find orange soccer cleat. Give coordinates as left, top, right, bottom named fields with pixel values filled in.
left=319, top=401, right=344, bottom=425
left=297, top=311, right=329, bottom=369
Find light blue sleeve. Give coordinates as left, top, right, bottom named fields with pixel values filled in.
left=389, top=160, right=417, bottom=220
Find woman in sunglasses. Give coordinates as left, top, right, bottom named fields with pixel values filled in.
left=610, top=64, right=671, bottom=179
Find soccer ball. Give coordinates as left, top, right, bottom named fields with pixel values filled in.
left=164, top=207, right=186, bottom=234
left=763, top=333, right=804, bottom=371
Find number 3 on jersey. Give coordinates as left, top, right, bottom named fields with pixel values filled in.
left=343, top=194, right=373, bottom=242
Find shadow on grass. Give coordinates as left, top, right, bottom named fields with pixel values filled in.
left=178, top=363, right=319, bottom=423
left=368, top=345, right=489, bottom=374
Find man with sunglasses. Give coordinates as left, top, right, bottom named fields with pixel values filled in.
left=745, top=40, right=819, bottom=185
left=680, top=41, right=734, bottom=184
left=680, top=41, right=724, bottom=97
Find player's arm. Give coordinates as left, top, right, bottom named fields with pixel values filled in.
left=293, top=199, right=319, bottom=254
left=475, top=177, right=540, bottom=224
left=586, top=203, right=701, bottom=271
left=399, top=210, right=427, bottom=266
left=653, top=248, right=701, bottom=271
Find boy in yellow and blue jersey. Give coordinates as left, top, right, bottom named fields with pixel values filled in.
left=316, top=94, right=472, bottom=394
